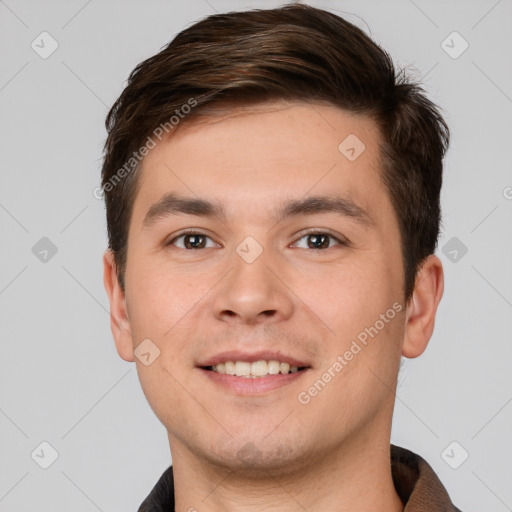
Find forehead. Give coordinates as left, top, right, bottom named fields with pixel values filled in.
left=132, top=101, right=391, bottom=227
left=164, top=100, right=379, bottom=168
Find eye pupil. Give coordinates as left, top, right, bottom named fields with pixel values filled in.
left=308, top=234, right=329, bottom=249
left=185, top=234, right=205, bottom=249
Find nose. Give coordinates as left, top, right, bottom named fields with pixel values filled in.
left=211, top=245, right=295, bottom=326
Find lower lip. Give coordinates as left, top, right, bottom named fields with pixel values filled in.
left=199, top=368, right=309, bottom=395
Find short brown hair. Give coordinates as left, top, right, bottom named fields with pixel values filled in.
left=101, top=3, right=449, bottom=300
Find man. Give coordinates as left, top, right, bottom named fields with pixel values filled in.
left=101, top=3, right=461, bottom=511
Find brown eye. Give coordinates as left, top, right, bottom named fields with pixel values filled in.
left=293, top=232, right=345, bottom=249
left=169, top=232, right=217, bottom=249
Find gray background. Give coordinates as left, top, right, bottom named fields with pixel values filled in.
left=1, top=0, right=511, bottom=510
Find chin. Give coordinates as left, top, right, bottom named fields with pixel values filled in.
left=191, top=434, right=314, bottom=477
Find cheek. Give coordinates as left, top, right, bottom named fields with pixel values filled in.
left=125, top=254, right=207, bottom=340
left=299, top=250, right=405, bottom=393
left=302, top=257, right=400, bottom=338
left=125, top=263, right=204, bottom=428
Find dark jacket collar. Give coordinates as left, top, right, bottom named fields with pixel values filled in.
left=138, top=444, right=462, bottom=511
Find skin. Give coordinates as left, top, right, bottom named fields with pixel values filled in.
left=104, top=101, right=444, bottom=512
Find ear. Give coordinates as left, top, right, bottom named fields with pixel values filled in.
left=103, top=250, right=135, bottom=362
left=402, top=254, right=444, bottom=358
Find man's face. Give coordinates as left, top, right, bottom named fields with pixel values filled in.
left=116, top=101, right=407, bottom=471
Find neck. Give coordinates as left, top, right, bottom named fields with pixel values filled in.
left=170, top=432, right=404, bottom=512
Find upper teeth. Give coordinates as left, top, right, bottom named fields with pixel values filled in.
left=212, top=360, right=300, bottom=377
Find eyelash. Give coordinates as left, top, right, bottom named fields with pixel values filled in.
left=167, top=229, right=348, bottom=250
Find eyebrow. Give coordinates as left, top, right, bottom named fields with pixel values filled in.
left=142, top=192, right=373, bottom=229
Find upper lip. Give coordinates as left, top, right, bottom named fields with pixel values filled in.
left=198, top=350, right=311, bottom=368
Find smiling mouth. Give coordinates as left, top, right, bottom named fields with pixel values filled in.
left=202, top=360, right=309, bottom=378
